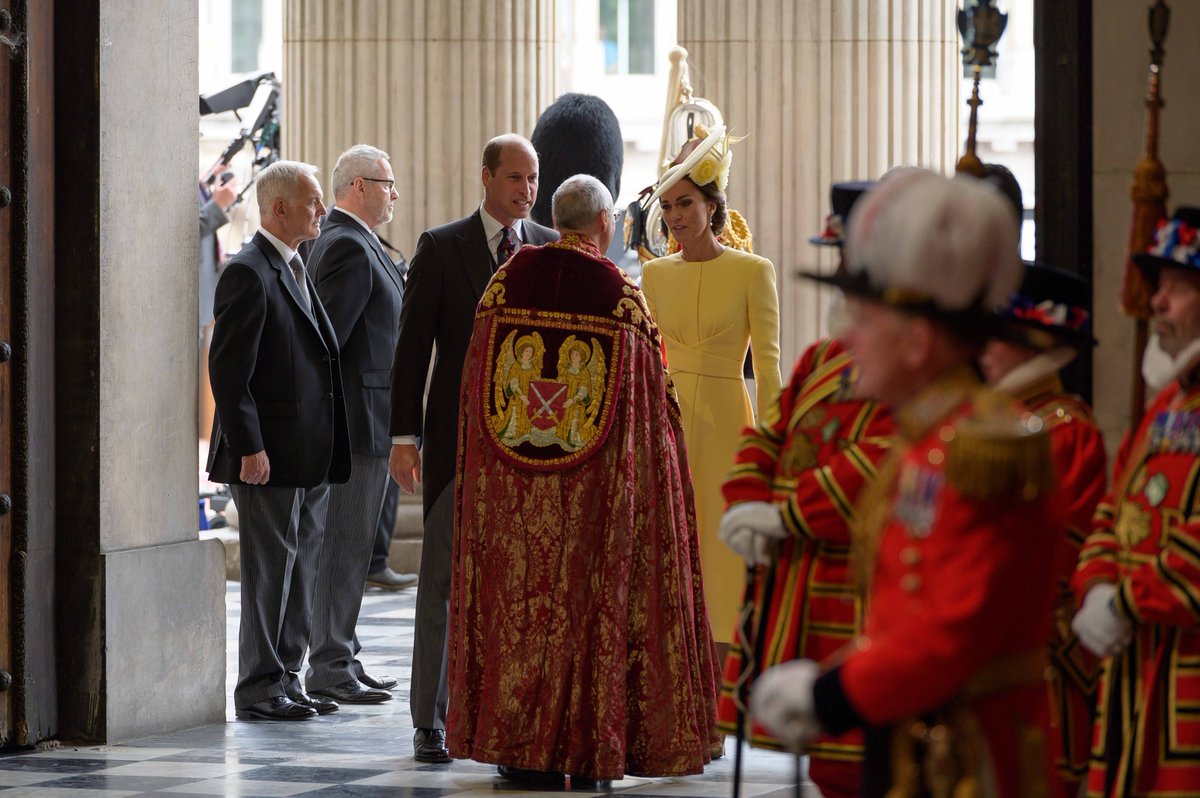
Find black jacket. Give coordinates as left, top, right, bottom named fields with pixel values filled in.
left=388, top=209, right=557, bottom=514
left=207, top=232, right=351, bottom=487
left=309, top=209, right=405, bottom=457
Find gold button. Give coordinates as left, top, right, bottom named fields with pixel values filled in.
left=901, top=573, right=921, bottom=593
left=939, top=425, right=956, bottom=443
left=900, top=547, right=921, bottom=565
left=927, top=449, right=945, bottom=466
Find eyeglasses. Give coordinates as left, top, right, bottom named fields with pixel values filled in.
left=361, top=177, right=396, bottom=191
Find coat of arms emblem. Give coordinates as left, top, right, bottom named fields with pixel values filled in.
left=491, top=330, right=608, bottom=452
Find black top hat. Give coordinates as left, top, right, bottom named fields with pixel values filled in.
left=996, top=261, right=1095, bottom=348
left=809, top=181, right=875, bottom=246
left=1133, top=207, right=1200, bottom=283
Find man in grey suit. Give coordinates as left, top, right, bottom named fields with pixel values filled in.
left=389, top=134, right=557, bottom=762
left=304, top=145, right=415, bottom=705
left=208, top=160, right=351, bottom=721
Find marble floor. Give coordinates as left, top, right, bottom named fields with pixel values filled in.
left=0, top=583, right=812, bottom=797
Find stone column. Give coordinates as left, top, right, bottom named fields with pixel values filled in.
left=284, top=0, right=558, bottom=254
left=54, top=0, right=226, bottom=742
left=678, top=0, right=961, bottom=366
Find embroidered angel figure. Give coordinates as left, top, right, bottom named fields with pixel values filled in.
left=492, top=330, right=545, bottom=444
left=555, top=336, right=607, bottom=450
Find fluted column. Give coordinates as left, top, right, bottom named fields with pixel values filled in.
left=678, top=1, right=960, bottom=365
left=284, top=0, right=558, bottom=251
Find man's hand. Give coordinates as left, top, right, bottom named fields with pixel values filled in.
left=390, top=444, right=421, bottom=494
left=212, top=175, right=238, bottom=211
left=240, top=450, right=270, bottom=485
left=1072, top=582, right=1134, bottom=657
left=718, top=501, right=788, bottom=566
left=750, top=659, right=823, bottom=750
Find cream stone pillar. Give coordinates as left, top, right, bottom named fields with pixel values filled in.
left=678, top=1, right=960, bottom=366
left=284, top=0, right=558, bottom=253
left=1092, top=0, right=1200, bottom=446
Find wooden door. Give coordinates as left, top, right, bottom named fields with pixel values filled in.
left=0, top=0, right=17, bottom=743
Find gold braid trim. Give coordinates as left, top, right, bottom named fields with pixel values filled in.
left=945, top=412, right=1054, bottom=501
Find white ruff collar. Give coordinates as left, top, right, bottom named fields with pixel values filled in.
left=994, top=346, right=1076, bottom=396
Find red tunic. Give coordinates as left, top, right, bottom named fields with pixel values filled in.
left=715, top=338, right=894, bottom=797
left=1015, top=376, right=1107, bottom=797
left=812, top=367, right=1063, bottom=797
left=1072, top=376, right=1200, bottom=797
left=448, top=234, right=719, bottom=780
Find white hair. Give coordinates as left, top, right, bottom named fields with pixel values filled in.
left=552, top=174, right=612, bottom=231
left=255, top=160, right=320, bottom=216
left=845, top=171, right=1021, bottom=312
left=332, top=144, right=390, bottom=198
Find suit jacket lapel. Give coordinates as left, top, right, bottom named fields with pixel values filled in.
left=255, top=234, right=321, bottom=333
left=330, top=209, right=405, bottom=297
left=459, top=210, right=494, bottom=300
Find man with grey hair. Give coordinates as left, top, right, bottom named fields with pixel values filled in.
left=207, top=160, right=351, bottom=721
left=301, top=144, right=415, bottom=707
left=446, top=173, right=719, bottom=784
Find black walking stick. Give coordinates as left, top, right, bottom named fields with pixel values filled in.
left=731, top=558, right=776, bottom=798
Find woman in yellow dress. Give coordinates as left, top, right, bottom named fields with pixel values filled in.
left=640, top=127, right=781, bottom=649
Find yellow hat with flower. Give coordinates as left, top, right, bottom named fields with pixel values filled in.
left=645, top=125, right=740, bottom=206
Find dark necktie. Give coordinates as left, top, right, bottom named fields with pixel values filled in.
left=289, top=254, right=312, bottom=312
left=496, top=226, right=518, bottom=268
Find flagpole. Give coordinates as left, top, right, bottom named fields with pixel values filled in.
left=1121, top=0, right=1171, bottom=423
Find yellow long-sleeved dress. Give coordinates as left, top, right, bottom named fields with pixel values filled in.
left=641, top=248, right=782, bottom=643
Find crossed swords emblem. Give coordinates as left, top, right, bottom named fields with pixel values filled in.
left=529, top=382, right=567, bottom=421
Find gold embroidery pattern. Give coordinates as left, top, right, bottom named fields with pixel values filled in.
left=482, top=315, right=621, bottom=469
left=481, top=270, right=508, bottom=308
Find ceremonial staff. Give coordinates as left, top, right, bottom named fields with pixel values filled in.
left=955, top=0, right=1007, bottom=178
left=1121, top=0, right=1171, bottom=423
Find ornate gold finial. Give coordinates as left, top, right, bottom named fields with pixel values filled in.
left=955, top=1, right=1008, bottom=178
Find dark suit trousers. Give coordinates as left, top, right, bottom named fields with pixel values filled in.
left=231, top=482, right=330, bottom=709
left=370, top=479, right=400, bottom=573
left=305, top=453, right=389, bottom=691
left=410, top=482, right=454, bottom=730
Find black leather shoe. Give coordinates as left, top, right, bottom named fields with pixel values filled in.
left=235, top=695, right=318, bottom=721
left=309, top=678, right=392, bottom=704
left=288, top=689, right=339, bottom=715
left=414, top=727, right=452, bottom=763
left=497, top=765, right=564, bottom=786
left=359, top=672, right=398, bottom=690
left=570, top=776, right=613, bottom=792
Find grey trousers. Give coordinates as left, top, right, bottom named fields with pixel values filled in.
left=231, top=482, right=329, bottom=709
left=409, top=483, right=453, bottom=730
left=305, top=453, right=389, bottom=691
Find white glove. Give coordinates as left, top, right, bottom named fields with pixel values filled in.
left=750, top=659, right=823, bottom=750
left=1071, top=583, right=1133, bottom=658
left=718, top=502, right=788, bottom=566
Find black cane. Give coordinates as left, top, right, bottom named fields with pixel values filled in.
left=732, top=558, right=775, bottom=798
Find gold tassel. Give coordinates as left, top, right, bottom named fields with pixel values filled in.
left=720, top=209, right=755, bottom=253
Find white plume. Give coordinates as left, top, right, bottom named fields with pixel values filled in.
left=845, top=171, right=1022, bottom=312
